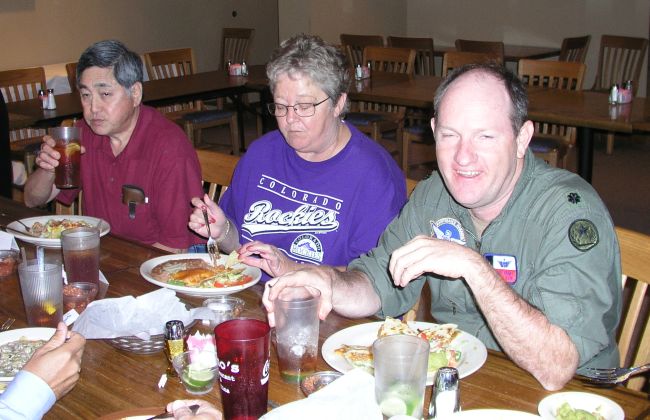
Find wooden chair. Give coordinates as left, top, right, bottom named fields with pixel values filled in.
left=144, top=48, right=239, bottom=154
left=66, top=62, right=78, bottom=92
left=346, top=46, right=415, bottom=170
left=195, top=149, right=240, bottom=202
left=387, top=36, right=435, bottom=76
left=591, top=35, right=649, bottom=155
left=518, top=59, right=586, bottom=168
left=455, top=39, right=505, bottom=64
left=220, top=28, right=255, bottom=70
left=386, top=36, right=436, bottom=151
left=340, top=33, right=384, bottom=68
left=615, top=226, right=650, bottom=391
left=441, top=51, right=502, bottom=77
left=559, top=35, right=591, bottom=63
left=0, top=67, right=48, bottom=200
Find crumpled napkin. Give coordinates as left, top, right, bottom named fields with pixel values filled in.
left=0, top=230, right=19, bottom=251
left=260, top=368, right=382, bottom=420
left=72, top=288, right=214, bottom=339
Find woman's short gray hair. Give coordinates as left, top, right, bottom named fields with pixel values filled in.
left=76, top=40, right=143, bottom=91
left=266, top=34, right=351, bottom=112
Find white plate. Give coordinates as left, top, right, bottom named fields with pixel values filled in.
left=0, top=327, right=56, bottom=385
left=438, top=409, right=541, bottom=419
left=139, top=253, right=261, bottom=297
left=7, top=215, right=110, bottom=248
left=321, top=321, right=487, bottom=385
left=538, top=392, right=624, bottom=420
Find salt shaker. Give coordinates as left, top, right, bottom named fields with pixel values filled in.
left=355, top=64, right=363, bottom=80
left=608, top=84, right=619, bottom=104
left=241, top=60, right=248, bottom=76
left=46, top=88, right=57, bottom=110
left=428, top=367, right=460, bottom=419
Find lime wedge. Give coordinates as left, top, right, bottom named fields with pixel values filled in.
left=379, top=396, right=407, bottom=417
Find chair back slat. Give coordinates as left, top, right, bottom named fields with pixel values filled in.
left=559, top=35, right=591, bottom=63
left=441, top=51, right=500, bottom=77
left=340, top=33, right=384, bottom=68
left=592, top=35, right=648, bottom=95
left=387, top=36, right=435, bottom=76
left=221, top=28, right=254, bottom=70
left=615, top=226, right=650, bottom=391
left=455, top=39, right=505, bottom=64
left=195, top=149, right=240, bottom=202
left=144, top=48, right=196, bottom=80
left=0, top=67, right=46, bottom=103
left=66, top=62, right=78, bottom=92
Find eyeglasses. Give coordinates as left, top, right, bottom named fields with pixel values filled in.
left=267, top=97, right=330, bottom=117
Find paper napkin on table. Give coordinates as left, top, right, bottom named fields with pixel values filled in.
left=72, top=288, right=214, bottom=339
left=0, top=231, right=19, bottom=251
left=260, top=368, right=382, bottom=420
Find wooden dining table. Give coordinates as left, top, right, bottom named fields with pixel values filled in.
left=6, top=65, right=268, bottom=155
left=0, top=196, right=648, bottom=419
left=348, top=73, right=650, bottom=183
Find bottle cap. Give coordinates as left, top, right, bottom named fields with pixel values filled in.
left=165, top=320, right=185, bottom=340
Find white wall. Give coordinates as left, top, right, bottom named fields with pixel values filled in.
left=406, top=0, right=649, bottom=95
left=277, top=0, right=649, bottom=96
left=278, top=0, right=406, bottom=44
left=0, top=0, right=278, bottom=72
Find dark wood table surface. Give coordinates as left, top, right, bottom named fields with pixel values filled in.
left=0, top=196, right=648, bottom=419
left=7, top=65, right=268, bottom=154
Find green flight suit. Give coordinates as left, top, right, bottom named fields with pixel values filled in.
left=350, top=151, right=621, bottom=372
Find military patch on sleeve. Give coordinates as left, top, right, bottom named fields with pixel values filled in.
left=568, top=219, right=599, bottom=251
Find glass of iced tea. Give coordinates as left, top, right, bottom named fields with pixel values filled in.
left=61, top=227, right=100, bottom=286
left=48, top=126, right=81, bottom=189
left=273, top=286, right=320, bottom=383
left=18, top=258, right=63, bottom=327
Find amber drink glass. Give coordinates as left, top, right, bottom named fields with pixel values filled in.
left=49, top=126, right=81, bottom=189
left=61, top=227, right=100, bottom=286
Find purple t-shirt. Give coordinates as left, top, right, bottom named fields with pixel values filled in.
left=220, top=122, right=406, bottom=279
left=57, top=106, right=204, bottom=249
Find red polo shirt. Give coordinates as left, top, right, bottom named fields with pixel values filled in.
left=57, top=106, right=204, bottom=249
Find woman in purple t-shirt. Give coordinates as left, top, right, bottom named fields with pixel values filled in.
left=188, top=34, right=406, bottom=281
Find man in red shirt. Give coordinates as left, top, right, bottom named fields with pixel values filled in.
left=24, top=40, right=203, bottom=252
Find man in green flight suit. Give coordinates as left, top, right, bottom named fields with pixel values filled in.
left=262, top=64, right=622, bottom=391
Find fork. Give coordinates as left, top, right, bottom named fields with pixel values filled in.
left=0, top=318, right=15, bottom=332
left=580, top=363, right=650, bottom=385
left=202, top=208, right=218, bottom=267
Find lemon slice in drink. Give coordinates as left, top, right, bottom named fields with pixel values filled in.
left=379, top=396, right=407, bottom=417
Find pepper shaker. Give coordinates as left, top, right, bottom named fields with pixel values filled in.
left=164, top=320, right=185, bottom=377
left=428, top=367, right=460, bottom=419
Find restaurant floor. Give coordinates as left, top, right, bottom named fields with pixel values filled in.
left=200, top=118, right=650, bottom=236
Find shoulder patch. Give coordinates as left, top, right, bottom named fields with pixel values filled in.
left=568, top=219, right=599, bottom=252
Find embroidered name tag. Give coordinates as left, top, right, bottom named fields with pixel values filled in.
left=484, top=253, right=517, bottom=284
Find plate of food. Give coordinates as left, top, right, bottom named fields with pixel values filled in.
left=6, top=216, right=110, bottom=248
left=139, top=253, right=261, bottom=297
left=538, top=392, right=624, bottom=420
left=321, top=317, right=487, bottom=385
left=0, top=327, right=55, bottom=392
